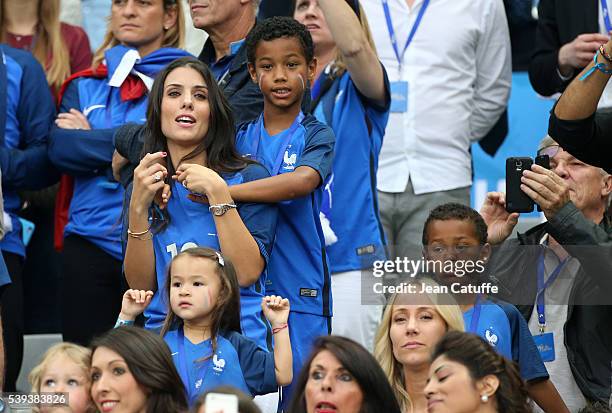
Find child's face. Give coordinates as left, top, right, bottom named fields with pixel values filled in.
left=423, top=219, right=489, bottom=283
left=169, top=255, right=221, bottom=324
left=39, top=354, right=91, bottom=413
left=248, top=36, right=316, bottom=112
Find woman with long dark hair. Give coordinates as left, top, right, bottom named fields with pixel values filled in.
left=90, top=326, right=188, bottom=413
left=425, top=331, right=532, bottom=413
left=123, top=57, right=278, bottom=351
left=288, top=335, right=401, bottom=413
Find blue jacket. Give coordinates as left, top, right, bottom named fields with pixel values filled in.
left=0, top=45, right=56, bottom=256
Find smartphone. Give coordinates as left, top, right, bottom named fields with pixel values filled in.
left=204, top=393, right=238, bottom=413
left=506, top=157, right=534, bottom=213
left=535, top=154, right=550, bottom=212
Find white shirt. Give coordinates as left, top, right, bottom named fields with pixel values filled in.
left=528, top=235, right=587, bottom=413
left=362, top=0, right=511, bottom=194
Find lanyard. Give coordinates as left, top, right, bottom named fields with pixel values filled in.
left=468, top=294, right=482, bottom=334
left=176, top=326, right=210, bottom=396
left=382, top=0, right=431, bottom=69
left=603, top=0, right=612, bottom=33
left=252, top=111, right=305, bottom=175
left=536, top=253, right=569, bottom=332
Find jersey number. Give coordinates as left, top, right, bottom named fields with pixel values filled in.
left=165, top=242, right=199, bottom=258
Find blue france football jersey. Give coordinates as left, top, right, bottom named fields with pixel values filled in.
left=464, top=298, right=548, bottom=382
left=312, top=69, right=390, bottom=272
left=145, top=164, right=278, bottom=351
left=235, top=113, right=335, bottom=316
left=165, top=328, right=277, bottom=406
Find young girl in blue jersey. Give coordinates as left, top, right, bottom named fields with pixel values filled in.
left=117, top=247, right=292, bottom=406
left=231, top=17, right=335, bottom=408
left=123, top=57, right=278, bottom=352
left=48, top=0, right=190, bottom=346
left=421, top=203, right=570, bottom=413
left=293, top=0, right=391, bottom=351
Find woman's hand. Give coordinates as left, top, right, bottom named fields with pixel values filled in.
left=261, top=295, right=290, bottom=327
left=119, top=289, right=154, bottom=321
left=131, top=152, right=170, bottom=212
left=174, top=163, right=232, bottom=204
left=55, top=109, right=92, bottom=130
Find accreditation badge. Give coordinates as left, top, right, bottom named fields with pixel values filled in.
left=390, top=81, right=408, bottom=113
left=533, top=332, right=555, bottom=362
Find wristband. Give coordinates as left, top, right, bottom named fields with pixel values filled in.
left=114, top=318, right=135, bottom=328
left=600, top=44, right=612, bottom=64
left=272, top=323, right=288, bottom=334
left=580, top=51, right=612, bottom=81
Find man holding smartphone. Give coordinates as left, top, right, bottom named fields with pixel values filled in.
left=480, top=136, right=612, bottom=411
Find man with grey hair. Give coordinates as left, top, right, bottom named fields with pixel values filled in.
left=113, top=0, right=265, bottom=184
left=480, top=136, right=612, bottom=411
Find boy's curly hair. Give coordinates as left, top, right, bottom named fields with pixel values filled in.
left=422, top=202, right=489, bottom=246
left=246, top=16, right=314, bottom=64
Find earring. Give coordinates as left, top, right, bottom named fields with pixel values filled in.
left=164, top=25, right=169, bottom=30
left=480, top=394, right=489, bottom=403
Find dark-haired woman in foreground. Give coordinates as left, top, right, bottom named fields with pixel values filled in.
left=425, top=331, right=532, bottom=413
left=90, top=327, right=188, bottom=413
left=288, top=335, right=401, bottom=413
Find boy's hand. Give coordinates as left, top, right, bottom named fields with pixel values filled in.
left=479, top=192, right=518, bottom=245
left=261, top=295, right=290, bottom=327
left=120, top=289, right=154, bottom=320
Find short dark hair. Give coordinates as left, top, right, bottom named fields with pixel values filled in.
left=245, top=16, right=314, bottom=64
left=432, top=331, right=531, bottom=413
left=422, top=203, right=488, bottom=245
left=90, top=327, right=188, bottom=413
left=288, top=336, right=402, bottom=413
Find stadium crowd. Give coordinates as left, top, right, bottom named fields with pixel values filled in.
left=0, top=0, right=611, bottom=412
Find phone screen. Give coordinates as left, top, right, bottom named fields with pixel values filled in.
left=204, top=393, right=239, bottom=413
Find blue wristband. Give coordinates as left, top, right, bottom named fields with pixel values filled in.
left=580, top=51, right=612, bottom=81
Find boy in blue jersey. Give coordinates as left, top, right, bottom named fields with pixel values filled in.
left=229, top=17, right=335, bottom=408
left=421, top=203, right=569, bottom=413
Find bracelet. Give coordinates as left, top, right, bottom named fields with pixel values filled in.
left=114, top=318, right=135, bottom=328
left=127, top=226, right=152, bottom=240
left=580, top=51, right=612, bottom=81
left=600, top=44, right=612, bottom=64
left=272, top=323, right=288, bottom=334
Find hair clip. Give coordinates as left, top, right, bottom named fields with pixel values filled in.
left=215, top=251, right=225, bottom=267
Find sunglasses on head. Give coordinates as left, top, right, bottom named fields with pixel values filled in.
left=537, top=144, right=561, bottom=159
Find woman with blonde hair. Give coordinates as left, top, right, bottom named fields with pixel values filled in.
left=49, top=0, right=191, bottom=347
left=374, top=278, right=465, bottom=413
left=1, top=0, right=92, bottom=96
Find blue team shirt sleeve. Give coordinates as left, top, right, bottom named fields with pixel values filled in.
left=0, top=47, right=57, bottom=191
left=499, top=301, right=549, bottom=382
left=295, top=117, right=335, bottom=185
left=48, top=79, right=117, bottom=176
left=235, top=163, right=278, bottom=262
left=224, top=330, right=278, bottom=395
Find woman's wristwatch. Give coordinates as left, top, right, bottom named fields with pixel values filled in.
left=209, top=202, right=237, bottom=216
